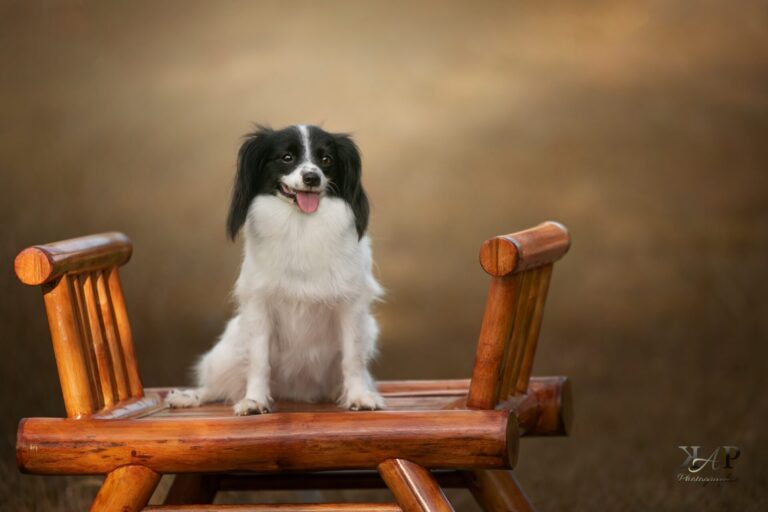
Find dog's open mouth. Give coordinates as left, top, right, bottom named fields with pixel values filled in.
left=278, top=183, right=321, bottom=214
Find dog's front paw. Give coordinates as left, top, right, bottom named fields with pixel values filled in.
left=341, top=389, right=385, bottom=411
left=165, top=389, right=201, bottom=408
left=233, top=397, right=272, bottom=416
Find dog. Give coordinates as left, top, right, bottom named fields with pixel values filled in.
left=165, top=124, right=384, bottom=415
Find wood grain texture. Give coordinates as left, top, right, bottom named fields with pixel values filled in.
left=465, top=470, right=536, bottom=512
left=89, top=464, right=160, bottom=512
left=143, top=376, right=568, bottom=436
left=14, top=232, right=132, bottom=285
left=378, top=459, right=454, bottom=512
left=40, top=277, right=96, bottom=418
left=90, top=392, right=165, bottom=420
left=518, top=376, right=573, bottom=436
left=498, top=270, right=536, bottom=400
left=145, top=505, right=402, bottom=511
left=513, top=265, right=553, bottom=395
left=96, top=269, right=131, bottom=401
left=478, top=222, right=570, bottom=277
left=17, top=410, right=516, bottom=474
left=107, top=268, right=144, bottom=398
left=70, top=274, right=105, bottom=411
left=81, top=272, right=118, bottom=407
left=466, top=275, right=518, bottom=409
left=43, top=279, right=96, bottom=418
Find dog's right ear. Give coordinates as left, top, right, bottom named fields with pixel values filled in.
left=227, top=127, right=272, bottom=240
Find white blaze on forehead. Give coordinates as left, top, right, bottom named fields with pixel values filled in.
left=297, top=124, right=312, bottom=164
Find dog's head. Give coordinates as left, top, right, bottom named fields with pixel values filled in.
left=227, top=124, right=368, bottom=240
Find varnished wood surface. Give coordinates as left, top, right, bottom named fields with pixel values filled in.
left=18, top=410, right=515, bottom=474
left=14, top=232, right=132, bottom=285
left=378, top=459, right=454, bottom=512
left=89, top=464, right=160, bottom=512
left=91, top=392, right=165, bottom=420
left=41, top=276, right=97, bottom=417
left=142, top=375, right=569, bottom=437
left=478, top=222, right=570, bottom=277
left=107, top=268, right=144, bottom=397
left=145, top=505, right=402, bottom=511
left=465, top=470, right=536, bottom=512
left=510, top=376, right=573, bottom=436
left=466, top=275, right=518, bottom=409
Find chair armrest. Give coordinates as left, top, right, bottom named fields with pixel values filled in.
left=14, top=232, right=132, bottom=285
left=479, top=221, right=571, bottom=277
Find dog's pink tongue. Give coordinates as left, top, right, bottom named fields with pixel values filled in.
left=296, top=192, right=320, bottom=214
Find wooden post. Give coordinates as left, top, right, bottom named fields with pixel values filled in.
left=465, top=470, right=536, bottom=512
left=106, top=268, right=144, bottom=398
left=40, top=277, right=96, bottom=418
left=90, top=464, right=160, bottom=512
left=467, top=275, right=518, bottom=409
left=379, top=459, right=454, bottom=512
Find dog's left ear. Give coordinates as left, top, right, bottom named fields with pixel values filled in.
left=227, top=127, right=273, bottom=240
left=334, top=133, right=369, bottom=239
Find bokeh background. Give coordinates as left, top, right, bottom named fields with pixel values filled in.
left=1, top=1, right=767, bottom=510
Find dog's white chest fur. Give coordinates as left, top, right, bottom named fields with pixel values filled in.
left=238, top=195, right=378, bottom=303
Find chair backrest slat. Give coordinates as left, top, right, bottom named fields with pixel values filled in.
left=96, top=269, right=131, bottom=401
left=16, top=232, right=142, bottom=418
left=467, top=222, right=570, bottom=410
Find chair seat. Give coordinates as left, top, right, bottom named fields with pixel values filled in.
left=17, top=379, right=521, bottom=476
left=151, top=379, right=472, bottom=418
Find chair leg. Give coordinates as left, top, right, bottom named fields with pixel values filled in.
left=165, top=474, right=220, bottom=504
left=378, top=459, right=454, bottom=512
left=90, top=465, right=160, bottom=512
left=465, top=470, right=536, bottom=512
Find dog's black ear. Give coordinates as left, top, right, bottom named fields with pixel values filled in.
left=227, top=127, right=273, bottom=240
left=334, top=133, right=369, bottom=239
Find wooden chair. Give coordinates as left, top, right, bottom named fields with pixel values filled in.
left=14, top=221, right=572, bottom=512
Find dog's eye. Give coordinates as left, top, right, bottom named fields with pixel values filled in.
left=321, top=155, right=333, bottom=166
left=281, top=153, right=294, bottom=163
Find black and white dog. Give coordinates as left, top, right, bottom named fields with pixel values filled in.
left=166, top=125, right=384, bottom=415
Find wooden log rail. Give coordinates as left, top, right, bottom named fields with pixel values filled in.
left=17, top=410, right=517, bottom=475
left=478, top=221, right=571, bottom=277
left=14, top=232, right=132, bottom=286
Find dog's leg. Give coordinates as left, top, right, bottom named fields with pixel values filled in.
left=233, top=299, right=273, bottom=415
left=338, top=303, right=384, bottom=410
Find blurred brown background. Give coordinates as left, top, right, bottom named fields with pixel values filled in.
left=1, top=1, right=767, bottom=510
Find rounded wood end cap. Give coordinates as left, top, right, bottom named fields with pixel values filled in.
left=14, top=247, right=54, bottom=286
left=479, top=237, right=519, bottom=276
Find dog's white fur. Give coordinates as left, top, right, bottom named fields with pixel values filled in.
left=166, top=126, right=384, bottom=415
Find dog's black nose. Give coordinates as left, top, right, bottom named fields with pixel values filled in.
left=302, top=172, right=321, bottom=187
